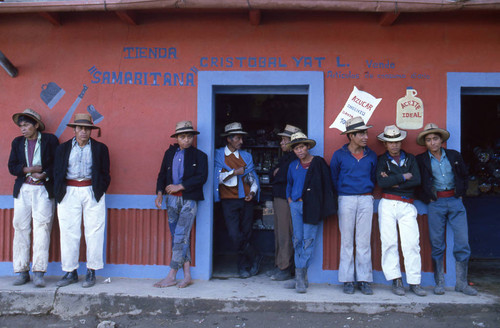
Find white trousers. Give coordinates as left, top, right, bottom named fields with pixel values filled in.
left=338, top=195, right=374, bottom=282
left=378, top=198, right=421, bottom=285
left=57, top=186, right=106, bottom=272
left=13, top=184, right=55, bottom=273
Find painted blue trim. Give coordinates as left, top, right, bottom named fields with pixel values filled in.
left=445, top=72, right=500, bottom=286
left=198, top=71, right=324, bottom=281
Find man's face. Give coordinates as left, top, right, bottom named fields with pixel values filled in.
left=176, top=133, right=194, bottom=150
left=75, top=126, right=92, bottom=144
left=349, top=130, right=368, bottom=148
left=227, top=134, right=243, bottom=151
left=280, top=136, right=291, bottom=152
left=18, top=121, right=39, bottom=140
left=384, top=141, right=402, bottom=157
left=424, top=133, right=443, bottom=153
left=293, top=143, right=310, bottom=160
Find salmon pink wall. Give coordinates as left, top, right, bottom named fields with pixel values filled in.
left=1, top=11, right=499, bottom=196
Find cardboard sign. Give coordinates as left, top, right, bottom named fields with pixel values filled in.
left=329, top=86, right=382, bottom=132
left=396, top=88, right=424, bottom=130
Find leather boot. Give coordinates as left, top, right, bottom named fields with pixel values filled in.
left=33, top=272, right=46, bottom=288
left=13, top=271, right=30, bottom=286
left=295, top=268, right=307, bottom=293
left=433, top=259, right=445, bottom=295
left=392, top=278, right=405, bottom=296
left=455, top=260, right=478, bottom=296
left=56, top=269, right=78, bottom=287
left=82, top=269, right=96, bottom=288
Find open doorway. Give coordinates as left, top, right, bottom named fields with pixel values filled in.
left=212, top=93, right=308, bottom=278
left=460, top=91, right=500, bottom=293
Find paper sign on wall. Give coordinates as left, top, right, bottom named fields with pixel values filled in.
left=329, top=86, right=382, bottom=132
left=396, top=87, right=424, bottom=130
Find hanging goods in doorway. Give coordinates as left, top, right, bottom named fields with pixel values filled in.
left=396, top=87, right=424, bottom=130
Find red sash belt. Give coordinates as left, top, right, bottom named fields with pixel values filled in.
left=66, top=179, right=92, bottom=187
left=437, top=190, right=455, bottom=198
left=382, top=193, right=414, bottom=204
left=360, top=193, right=372, bottom=196
left=170, top=191, right=183, bottom=197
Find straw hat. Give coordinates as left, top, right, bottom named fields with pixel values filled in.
left=377, top=125, right=407, bottom=142
left=416, top=123, right=450, bottom=146
left=171, top=120, right=200, bottom=138
left=341, top=116, right=373, bottom=135
left=287, top=132, right=316, bottom=150
left=221, top=122, right=248, bottom=136
left=277, top=124, right=301, bottom=137
left=12, top=108, right=45, bottom=131
left=67, top=113, right=101, bottom=136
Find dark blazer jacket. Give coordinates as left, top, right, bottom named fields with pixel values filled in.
left=156, top=144, right=208, bottom=201
left=415, top=148, right=468, bottom=204
left=54, top=138, right=111, bottom=203
left=301, top=156, right=337, bottom=225
left=376, top=150, right=421, bottom=199
left=8, top=133, right=59, bottom=199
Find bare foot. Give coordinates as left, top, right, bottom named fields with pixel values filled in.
left=178, top=278, right=193, bottom=288
left=153, top=277, right=177, bottom=288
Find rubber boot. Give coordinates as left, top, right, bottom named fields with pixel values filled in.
left=455, top=260, right=478, bottom=296
left=295, top=268, right=307, bottom=294
left=33, top=272, right=46, bottom=288
left=433, top=259, right=445, bottom=295
left=13, top=271, right=30, bottom=286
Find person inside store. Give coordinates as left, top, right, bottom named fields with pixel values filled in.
left=8, top=109, right=59, bottom=287
left=376, top=125, right=426, bottom=297
left=330, top=116, right=377, bottom=295
left=54, top=113, right=110, bottom=288
left=267, top=124, right=301, bottom=282
left=284, top=132, right=336, bottom=293
left=415, top=123, right=478, bottom=296
left=154, top=120, right=208, bottom=288
left=214, top=122, right=262, bottom=278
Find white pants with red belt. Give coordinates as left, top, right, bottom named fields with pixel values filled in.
left=378, top=198, right=421, bottom=285
left=57, top=186, right=106, bottom=272
left=13, top=184, right=55, bottom=273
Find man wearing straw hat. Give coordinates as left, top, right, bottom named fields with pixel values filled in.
left=285, top=132, right=336, bottom=293
left=376, top=125, right=426, bottom=297
left=154, top=120, right=208, bottom=288
left=416, top=123, right=477, bottom=296
left=8, top=109, right=59, bottom=287
left=214, top=122, right=262, bottom=279
left=330, top=116, right=377, bottom=295
left=267, top=124, right=301, bottom=281
left=54, top=113, right=110, bottom=288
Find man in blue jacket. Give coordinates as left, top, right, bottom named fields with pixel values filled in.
left=154, top=120, right=208, bottom=288
left=214, top=122, right=261, bottom=279
left=8, top=109, right=59, bottom=287
left=416, top=123, right=477, bottom=296
left=330, top=116, right=377, bottom=295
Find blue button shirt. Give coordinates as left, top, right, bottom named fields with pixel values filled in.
left=172, top=148, right=185, bottom=185
left=429, top=149, right=455, bottom=191
left=286, top=159, right=308, bottom=201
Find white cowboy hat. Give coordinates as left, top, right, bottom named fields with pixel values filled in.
left=377, top=125, right=407, bottom=142
left=341, top=116, right=373, bottom=135
left=12, top=108, right=45, bottom=131
left=277, top=124, right=301, bottom=137
left=221, top=122, right=248, bottom=136
left=171, top=120, right=200, bottom=138
left=287, top=132, right=316, bottom=151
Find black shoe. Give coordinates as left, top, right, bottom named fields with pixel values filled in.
left=358, top=282, right=373, bottom=295
left=33, top=272, right=46, bottom=288
left=56, top=269, right=78, bottom=287
left=266, top=267, right=280, bottom=277
left=410, top=284, right=427, bottom=297
left=392, top=278, right=405, bottom=296
left=343, top=282, right=355, bottom=294
left=271, top=268, right=293, bottom=281
left=238, top=268, right=251, bottom=279
left=13, top=271, right=30, bottom=286
left=82, top=269, right=96, bottom=288
left=249, top=254, right=263, bottom=276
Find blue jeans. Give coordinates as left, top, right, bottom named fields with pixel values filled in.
left=427, top=197, right=471, bottom=262
left=167, top=195, right=197, bottom=270
left=290, top=201, right=319, bottom=269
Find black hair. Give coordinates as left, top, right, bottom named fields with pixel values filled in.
left=17, top=115, right=38, bottom=127
left=347, top=129, right=367, bottom=141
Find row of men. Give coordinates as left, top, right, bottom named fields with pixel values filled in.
left=8, top=109, right=477, bottom=297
